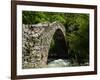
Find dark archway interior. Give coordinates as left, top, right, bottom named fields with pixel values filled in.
left=47, top=29, right=68, bottom=63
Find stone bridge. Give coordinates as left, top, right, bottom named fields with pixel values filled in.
left=22, top=21, right=67, bottom=68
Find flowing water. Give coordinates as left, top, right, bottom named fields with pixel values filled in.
left=47, top=59, right=71, bottom=67
left=47, top=59, right=89, bottom=68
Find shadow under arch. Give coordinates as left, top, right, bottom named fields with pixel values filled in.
left=47, top=29, right=68, bottom=63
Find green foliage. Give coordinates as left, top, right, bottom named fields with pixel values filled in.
left=66, top=14, right=89, bottom=65
left=22, top=11, right=67, bottom=24
left=22, top=11, right=89, bottom=65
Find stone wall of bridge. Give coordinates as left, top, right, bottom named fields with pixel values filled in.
left=22, top=22, right=66, bottom=68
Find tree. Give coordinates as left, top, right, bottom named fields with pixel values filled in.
left=22, top=11, right=89, bottom=65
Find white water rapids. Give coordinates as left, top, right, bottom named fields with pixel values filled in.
left=47, top=59, right=71, bottom=67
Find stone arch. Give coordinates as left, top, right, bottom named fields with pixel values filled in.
left=22, top=22, right=67, bottom=68
left=47, top=29, right=68, bottom=63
